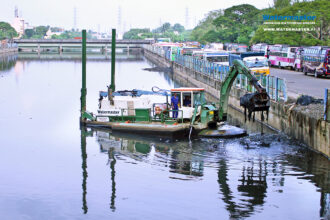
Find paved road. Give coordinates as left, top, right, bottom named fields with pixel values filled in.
left=270, top=68, right=330, bottom=99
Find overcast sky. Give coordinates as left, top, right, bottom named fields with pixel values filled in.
left=1, top=0, right=273, bottom=33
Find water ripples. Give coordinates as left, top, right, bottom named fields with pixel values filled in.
left=91, top=126, right=330, bottom=219
left=96, top=130, right=329, bottom=184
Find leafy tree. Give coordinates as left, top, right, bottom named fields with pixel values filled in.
left=0, top=22, right=18, bottom=39
left=191, top=4, right=260, bottom=44
left=162, top=23, right=171, bottom=32
left=214, top=4, right=260, bottom=43
left=24, top=29, right=34, bottom=38
left=123, top=28, right=152, bottom=39
left=173, top=23, right=185, bottom=33
left=123, top=23, right=189, bottom=42
left=50, top=27, right=62, bottom=32
left=35, top=26, right=49, bottom=37
left=203, top=30, right=220, bottom=42
left=50, top=30, right=93, bottom=39
left=190, top=9, right=223, bottom=44
left=274, top=0, right=291, bottom=9
left=153, top=22, right=172, bottom=34
left=191, top=1, right=329, bottom=46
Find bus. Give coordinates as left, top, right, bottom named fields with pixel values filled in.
left=179, top=47, right=201, bottom=56
left=208, top=43, right=224, bottom=51
left=251, top=43, right=269, bottom=58
left=302, top=46, right=330, bottom=77
left=293, top=47, right=304, bottom=72
left=268, top=45, right=298, bottom=69
left=153, top=42, right=181, bottom=61
left=236, top=45, right=248, bottom=53
left=192, top=50, right=204, bottom=59
left=224, top=43, right=247, bottom=53
left=202, top=52, right=229, bottom=66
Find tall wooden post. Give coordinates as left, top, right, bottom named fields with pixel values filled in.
left=110, top=29, right=116, bottom=92
left=81, top=30, right=87, bottom=117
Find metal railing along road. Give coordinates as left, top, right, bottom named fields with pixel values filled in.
left=144, top=45, right=288, bottom=102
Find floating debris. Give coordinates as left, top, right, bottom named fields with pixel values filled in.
left=142, top=66, right=172, bottom=72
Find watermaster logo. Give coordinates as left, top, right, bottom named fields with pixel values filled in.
left=262, top=14, right=317, bottom=32
left=263, top=15, right=316, bottom=21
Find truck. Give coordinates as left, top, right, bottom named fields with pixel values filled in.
left=229, top=52, right=270, bottom=76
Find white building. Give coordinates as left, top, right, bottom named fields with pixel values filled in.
left=44, top=29, right=63, bottom=39
left=11, top=17, right=25, bottom=38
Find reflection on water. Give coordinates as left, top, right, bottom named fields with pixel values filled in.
left=80, top=127, right=330, bottom=219
left=0, top=53, right=17, bottom=72
left=108, top=144, right=117, bottom=212
left=218, top=158, right=268, bottom=219
left=80, top=128, right=88, bottom=214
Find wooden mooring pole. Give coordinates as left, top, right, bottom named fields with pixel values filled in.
left=108, top=29, right=116, bottom=105
left=81, top=30, right=87, bottom=117
left=110, top=29, right=116, bottom=92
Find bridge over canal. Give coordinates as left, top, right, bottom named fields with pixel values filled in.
left=14, top=39, right=154, bottom=53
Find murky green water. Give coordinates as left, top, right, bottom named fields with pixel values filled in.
left=0, top=52, right=329, bottom=220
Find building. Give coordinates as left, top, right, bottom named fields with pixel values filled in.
left=11, top=7, right=25, bottom=38
left=44, top=28, right=64, bottom=39
left=11, top=17, right=24, bottom=38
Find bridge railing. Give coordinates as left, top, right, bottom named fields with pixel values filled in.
left=144, top=45, right=288, bottom=102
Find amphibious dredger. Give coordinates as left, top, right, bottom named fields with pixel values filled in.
left=80, top=59, right=270, bottom=138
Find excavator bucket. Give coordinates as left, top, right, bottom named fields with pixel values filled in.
left=240, top=91, right=270, bottom=121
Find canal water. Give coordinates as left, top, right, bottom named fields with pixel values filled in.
left=0, top=52, right=329, bottom=220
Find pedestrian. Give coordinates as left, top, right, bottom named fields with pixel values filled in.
left=171, top=93, right=179, bottom=118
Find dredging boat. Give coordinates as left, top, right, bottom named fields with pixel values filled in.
left=79, top=29, right=270, bottom=139
left=84, top=87, right=221, bottom=138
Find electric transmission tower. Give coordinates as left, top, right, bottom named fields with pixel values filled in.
left=185, top=7, right=190, bottom=29
left=15, top=6, right=18, bottom=17
left=73, top=7, right=77, bottom=31
left=117, top=6, right=122, bottom=35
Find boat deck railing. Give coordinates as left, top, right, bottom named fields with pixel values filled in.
left=158, top=110, right=184, bottom=124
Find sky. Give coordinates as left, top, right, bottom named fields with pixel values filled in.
left=0, top=0, right=273, bottom=33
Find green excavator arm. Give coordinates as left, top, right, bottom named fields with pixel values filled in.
left=218, top=59, right=270, bottom=121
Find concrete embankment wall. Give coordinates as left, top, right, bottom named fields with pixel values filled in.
left=0, top=48, right=18, bottom=54
left=143, top=49, right=330, bottom=158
